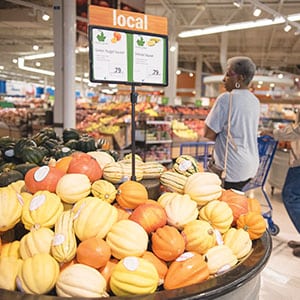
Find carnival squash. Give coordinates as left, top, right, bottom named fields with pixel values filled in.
left=199, top=200, right=233, bottom=233
left=182, top=219, right=216, bottom=254
left=0, top=256, right=23, bottom=291
left=223, top=227, right=252, bottom=259
left=106, top=219, right=148, bottom=259
left=56, top=173, right=91, bottom=204
left=21, top=190, right=63, bottom=230
left=17, top=253, right=59, bottom=294
left=19, top=227, right=54, bottom=259
left=91, top=179, right=117, bottom=204
left=0, top=187, right=22, bottom=232
left=56, top=263, right=108, bottom=298
left=184, top=172, right=222, bottom=206
left=73, top=196, right=118, bottom=241
left=203, top=245, right=238, bottom=275
left=110, top=256, right=159, bottom=296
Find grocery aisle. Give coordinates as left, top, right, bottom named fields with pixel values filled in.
left=244, top=184, right=300, bottom=300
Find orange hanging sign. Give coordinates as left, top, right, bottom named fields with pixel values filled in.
left=89, top=5, right=168, bottom=35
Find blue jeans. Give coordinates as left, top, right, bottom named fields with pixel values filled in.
left=282, top=166, right=300, bottom=234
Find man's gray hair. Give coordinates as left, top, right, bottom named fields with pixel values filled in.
left=227, top=56, right=256, bottom=85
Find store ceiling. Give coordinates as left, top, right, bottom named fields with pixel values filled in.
left=0, top=0, right=300, bottom=88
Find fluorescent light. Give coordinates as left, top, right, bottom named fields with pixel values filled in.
left=179, top=13, right=300, bottom=38
left=23, top=52, right=55, bottom=60
left=253, top=8, right=262, bottom=17
left=18, top=57, right=54, bottom=76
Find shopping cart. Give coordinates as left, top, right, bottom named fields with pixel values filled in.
left=242, top=135, right=279, bottom=235
left=179, top=141, right=215, bottom=170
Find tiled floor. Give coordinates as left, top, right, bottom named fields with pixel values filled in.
left=244, top=184, right=300, bottom=300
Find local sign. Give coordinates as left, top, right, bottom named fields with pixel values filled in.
left=88, top=6, right=168, bottom=86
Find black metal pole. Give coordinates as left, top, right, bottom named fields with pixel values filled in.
left=130, top=83, right=138, bottom=181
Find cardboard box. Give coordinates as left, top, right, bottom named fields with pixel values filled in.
left=113, top=123, right=132, bottom=149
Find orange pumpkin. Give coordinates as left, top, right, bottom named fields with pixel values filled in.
left=247, top=197, right=262, bottom=214
left=99, top=258, right=119, bottom=291
left=55, top=156, right=72, bottom=174
left=129, top=203, right=167, bottom=234
left=164, top=251, right=209, bottom=290
left=141, top=251, right=168, bottom=285
left=76, top=236, right=111, bottom=269
left=67, top=152, right=102, bottom=183
left=236, top=212, right=266, bottom=240
left=116, top=180, right=148, bottom=209
left=218, top=189, right=249, bottom=224
left=24, top=165, right=65, bottom=194
left=151, top=225, right=185, bottom=262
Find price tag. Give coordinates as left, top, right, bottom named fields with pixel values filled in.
left=92, top=29, right=127, bottom=82
left=133, top=35, right=164, bottom=84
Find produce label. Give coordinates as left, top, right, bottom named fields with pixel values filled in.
left=30, top=194, right=46, bottom=211
left=176, top=252, right=194, bottom=262
left=34, top=166, right=50, bottom=182
left=52, top=234, right=65, bottom=246
left=123, top=256, right=139, bottom=271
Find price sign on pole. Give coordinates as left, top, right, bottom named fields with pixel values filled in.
left=88, top=6, right=168, bottom=86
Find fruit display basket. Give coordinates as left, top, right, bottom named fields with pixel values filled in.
left=0, top=231, right=271, bottom=300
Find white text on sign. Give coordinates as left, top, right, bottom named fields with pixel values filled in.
left=113, top=9, right=148, bottom=30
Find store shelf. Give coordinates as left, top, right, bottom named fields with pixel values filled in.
left=135, top=120, right=172, bottom=163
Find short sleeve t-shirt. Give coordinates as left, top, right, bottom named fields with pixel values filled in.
left=205, top=89, right=260, bottom=182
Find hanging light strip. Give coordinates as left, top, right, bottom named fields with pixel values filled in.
left=179, top=13, right=300, bottom=38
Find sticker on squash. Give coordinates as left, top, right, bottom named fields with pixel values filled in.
left=4, top=149, right=14, bottom=157
left=34, top=166, right=50, bottom=182
left=176, top=252, right=194, bottom=262
left=178, top=160, right=192, bottom=171
left=123, top=256, right=139, bottom=271
left=30, top=194, right=46, bottom=211
left=215, top=229, right=223, bottom=245
left=52, top=233, right=65, bottom=246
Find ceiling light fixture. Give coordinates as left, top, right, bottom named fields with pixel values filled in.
left=253, top=7, right=262, bottom=17
left=42, top=13, right=50, bottom=21
left=233, top=1, right=243, bottom=8
left=32, top=45, right=39, bottom=51
left=178, top=13, right=300, bottom=38
left=284, top=23, right=292, bottom=32
left=170, top=45, right=176, bottom=52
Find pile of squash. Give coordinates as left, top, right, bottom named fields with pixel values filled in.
left=0, top=144, right=267, bottom=298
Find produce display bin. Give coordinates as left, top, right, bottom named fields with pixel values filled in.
left=0, top=231, right=272, bottom=300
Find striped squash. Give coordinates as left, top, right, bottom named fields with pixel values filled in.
left=103, top=161, right=143, bottom=184
left=141, top=161, right=165, bottom=179
left=173, top=155, right=200, bottom=176
left=51, top=210, right=77, bottom=263
left=160, top=171, right=187, bottom=194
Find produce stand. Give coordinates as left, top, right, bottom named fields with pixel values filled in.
left=0, top=231, right=272, bottom=300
